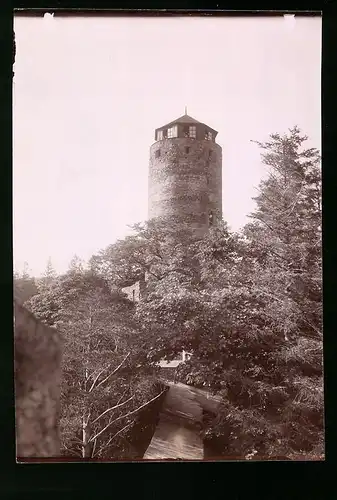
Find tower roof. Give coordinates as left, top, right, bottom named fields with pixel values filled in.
left=157, top=113, right=218, bottom=134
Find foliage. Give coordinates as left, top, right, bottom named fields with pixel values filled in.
left=192, top=128, right=322, bottom=459
left=18, top=126, right=323, bottom=461
left=89, top=219, right=199, bottom=290
left=26, top=266, right=162, bottom=459
left=14, top=262, right=38, bottom=302
left=92, top=127, right=323, bottom=460
left=35, top=257, right=58, bottom=292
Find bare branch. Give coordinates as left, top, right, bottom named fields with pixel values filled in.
left=62, top=443, right=82, bottom=457
left=88, top=366, right=110, bottom=393
left=94, top=352, right=131, bottom=391
left=96, top=422, right=133, bottom=456
left=300, top=316, right=323, bottom=338
left=115, top=388, right=128, bottom=406
left=87, top=366, right=106, bottom=381
left=91, top=438, right=97, bottom=459
left=89, top=389, right=166, bottom=443
left=250, top=215, right=277, bottom=233
left=90, top=394, right=135, bottom=425
left=71, top=437, right=86, bottom=445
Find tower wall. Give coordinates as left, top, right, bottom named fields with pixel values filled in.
left=148, top=138, right=222, bottom=233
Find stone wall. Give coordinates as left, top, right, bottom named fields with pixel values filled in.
left=14, top=294, right=62, bottom=458
left=122, top=280, right=142, bottom=302
left=122, top=275, right=147, bottom=304
left=143, top=382, right=204, bottom=460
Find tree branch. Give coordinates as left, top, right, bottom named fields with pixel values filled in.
left=88, top=366, right=110, bottom=393
left=62, top=443, right=82, bottom=457
left=300, top=316, right=322, bottom=338
left=90, top=394, right=135, bottom=425
left=115, top=388, right=128, bottom=406
left=250, top=215, right=277, bottom=234
left=95, top=422, right=133, bottom=456
left=257, top=289, right=322, bottom=337
left=94, top=352, right=131, bottom=391
left=88, top=389, right=166, bottom=443
left=91, top=438, right=97, bottom=459
left=84, top=411, right=91, bottom=426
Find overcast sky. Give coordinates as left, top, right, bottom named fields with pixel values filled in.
left=13, top=14, right=321, bottom=277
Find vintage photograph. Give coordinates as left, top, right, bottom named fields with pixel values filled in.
left=13, top=12, right=323, bottom=461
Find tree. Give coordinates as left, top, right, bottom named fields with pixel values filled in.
left=185, top=127, right=323, bottom=459
left=68, top=254, right=85, bottom=274
left=90, top=218, right=206, bottom=366
left=26, top=265, right=164, bottom=459
left=45, top=257, right=57, bottom=282
left=98, top=127, right=323, bottom=460
left=14, top=261, right=38, bottom=302
left=246, top=126, right=322, bottom=342
left=239, top=126, right=323, bottom=458
left=89, top=219, right=199, bottom=291
left=36, top=257, right=58, bottom=291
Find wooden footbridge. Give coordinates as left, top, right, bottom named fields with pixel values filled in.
left=144, top=380, right=221, bottom=460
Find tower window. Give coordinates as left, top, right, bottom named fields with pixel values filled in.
left=208, top=150, right=213, bottom=160
left=189, top=126, right=197, bottom=138
left=155, top=149, right=161, bottom=158
left=185, top=146, right=190, bottom=154
left=132, top=289, right=135, bottom=302
left=167, top=125, right=178, bottom=138
left=157, top=130, right=163, bottom=141
left=209, top=211, right=214, bottom=226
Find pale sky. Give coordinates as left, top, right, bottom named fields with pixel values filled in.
left=13, top=14, right=321, bottom=277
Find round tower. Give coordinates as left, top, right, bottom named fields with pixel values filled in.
left=148, top=113, right=222, bottom=233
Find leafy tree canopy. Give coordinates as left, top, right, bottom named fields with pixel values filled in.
left=90, top=126, right=323, bottom=460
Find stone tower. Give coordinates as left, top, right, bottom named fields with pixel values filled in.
left=148, top=113, right=222, bottom=233
left=123, top=113, right=223, bottom=304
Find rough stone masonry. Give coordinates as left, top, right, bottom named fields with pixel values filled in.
left=148, top=113, right=223, bottom=233
left=14, top=292, right=62, bottom=458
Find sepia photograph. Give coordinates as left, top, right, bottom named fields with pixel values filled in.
left=13, top=12, right=323, bottom=461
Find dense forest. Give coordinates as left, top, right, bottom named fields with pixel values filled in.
left=15, top=127, right=323, bottom=460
